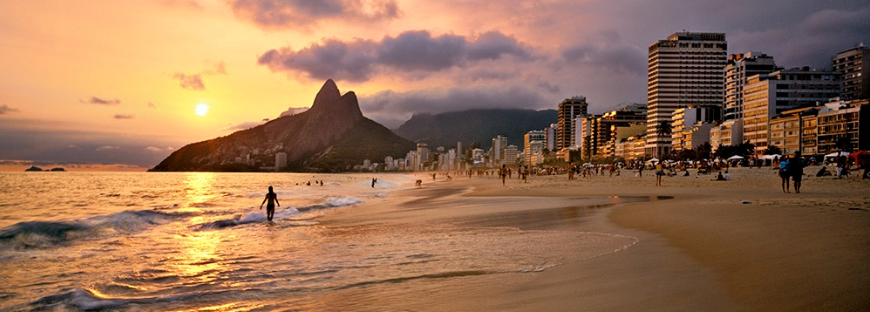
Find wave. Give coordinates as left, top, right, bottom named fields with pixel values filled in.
left=26, top=287, right=240, bottom=311
left=0, top=210, right=190, bottom=249
left=197, top=196, right=361, bottom=230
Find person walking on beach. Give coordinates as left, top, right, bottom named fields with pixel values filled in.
left=260, top=186, right=280, bottom=222
left=500, top=164, right=507, bottom=186
left=371, top=178, right=377, bottom=188
left=654, top=161, right=663, bottom=186
left=779, top=156, right=791, bottom=193
left=790, top=152, right=804, bottom=193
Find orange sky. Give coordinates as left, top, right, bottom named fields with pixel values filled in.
left=1, top=0, right=866, bottom=169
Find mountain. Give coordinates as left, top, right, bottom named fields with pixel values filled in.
left=150, top=80, right=415, bottom=172
left=394, top=109, right=557, bottom=149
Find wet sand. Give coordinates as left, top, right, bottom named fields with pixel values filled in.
left=319, top=167, right=870, bottom=311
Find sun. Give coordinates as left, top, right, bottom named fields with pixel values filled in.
left=195, top=103, right=209, bottom=116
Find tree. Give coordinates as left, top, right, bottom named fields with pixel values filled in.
left=766, top=145, right=782, bottom=155
left=656, top=120, right=672, bottom=138
left=696, top=141, right=712, bottom=160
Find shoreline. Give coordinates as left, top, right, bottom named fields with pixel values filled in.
left=319, top=167, right=870, bottom=311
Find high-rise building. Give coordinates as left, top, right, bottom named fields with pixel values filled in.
left=491, top=135, right=507, bottom=163
left=556, top=97, right=588, bottom=151
left=545, top=124, right=557, bottom=151
left=671, top=107, right=717, bottom=151
left=416, top=143, right=429, bottom=170
left=833, top=45, right=869, bottom=100
left=524, top=130, right=545, bottom=165
left=724, top=52, right=778, bottom=121
left=646, top=32, right=727, bottom=156
left=742, top=67, right=841, bottom=153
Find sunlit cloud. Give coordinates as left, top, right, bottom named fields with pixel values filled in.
left=113, top=114, right=134, bottom=119
left=279, top=107, right=309, bottom=117
left=230, top=0, right=399, bottom=30
left=225, top=118, right=270, bottom=131
left=173, top=73, right=206, bottom=90
left=81, top=97, right=121, bottom=105
left=147, top=102, right=158, bottom=109
left=203, top=60, right=227, bottom=75
left=0, top=105, right=19, bottom=115
left=258, top=30, right=535, bottom=82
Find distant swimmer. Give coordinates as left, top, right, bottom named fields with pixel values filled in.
left=260, top=186, right=280, bottom=222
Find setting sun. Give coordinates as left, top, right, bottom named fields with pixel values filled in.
left=195, top=103, right=209, bottom=116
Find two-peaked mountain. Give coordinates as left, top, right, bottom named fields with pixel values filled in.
left=150, top=80, right=415, bottom=172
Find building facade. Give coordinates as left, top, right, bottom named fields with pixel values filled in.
left=556, top=97, right=588, bottom=151
left=671, top=106, right=717, bottom=151
left=833, top=45, right=870, bottom=100
left=724, top=52, right=778, bottom=121
left=742, top=67, right=841, bottom=153
left=646, top=32, right=727, bottom=156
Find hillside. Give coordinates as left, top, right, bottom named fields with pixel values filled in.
left=394, top=109, right=557, bottom=149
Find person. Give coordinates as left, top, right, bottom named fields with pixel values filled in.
left=724, top=170, right=731, bottom=181
left=779, top=156, right=791, bottom=193
left=715, top=170, right=727, bottom=181
left=836, top=155, right=846, bottom=178
left=790, top=152, right=804, bottom=193
left=371, top=178, right=377, bottom=188
left=260, top=186, right=280, bottom=222
left=655, top=161, right=663, bottom=186
left=638, top=163, right=644, bottom=178
left=500, top=164, right=507, bottom=186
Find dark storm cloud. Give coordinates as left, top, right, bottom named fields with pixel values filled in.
left=0, top=105, right=19, bottom=115
left=230, top=0, right=399, bottom=30
left=81, top=97, right=121, bottom=105
left=359, top=85, right=550, bottom=128
left=258, top=30, right=535, bottom=82
left=173, top=73, right=206, bottom=90
left=561, top=42, right=646, bottom=75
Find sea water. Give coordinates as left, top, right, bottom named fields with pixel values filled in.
left=0, top=172, right=637, bottom=311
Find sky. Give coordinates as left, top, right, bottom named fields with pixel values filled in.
left=1, top=0, right=868, bottom=170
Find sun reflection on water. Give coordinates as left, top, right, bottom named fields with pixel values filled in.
left=182, top=172, right=217, bottom=211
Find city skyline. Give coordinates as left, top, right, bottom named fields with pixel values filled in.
left=1, top=0, right=868, bottom=169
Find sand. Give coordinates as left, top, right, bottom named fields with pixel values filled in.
left=318, top=166, right=870, bottom=311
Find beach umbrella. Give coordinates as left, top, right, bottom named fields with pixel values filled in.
left=646, top=158, right=659, bottom=163
left=727, top=155, right=744, bottom=160
left=760, top=154, right=780, bottom=160
left=851, top=151, right=870, bottom=165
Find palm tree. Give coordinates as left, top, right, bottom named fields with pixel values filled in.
left=656, top=120, right=672, bottom=138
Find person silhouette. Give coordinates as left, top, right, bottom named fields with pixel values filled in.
left=260, top=186, right=280, bottom=221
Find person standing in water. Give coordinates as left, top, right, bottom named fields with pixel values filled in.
left=260, top=186, right=280, bottom=221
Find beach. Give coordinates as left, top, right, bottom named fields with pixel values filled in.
left=319, top=166, right=870, bottom=311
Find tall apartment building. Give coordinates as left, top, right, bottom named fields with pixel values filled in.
left=556, top=97, right=588, bottom=151
left=578, top=116, right=598, bottom=160
left=724, top=52, right=778, bottom=121
left=833, top=45, right=869, bottom=100
left=491, top=135, right=507, bottom=163
left=545, top=124, right=557, bottom=151
left=524, top=130, right=545, bottom=165
left=817, top=99, right=869, bottom=153
left=646, top=32, right=727, bottom=156
left=742, top=67, right=841, bottom=153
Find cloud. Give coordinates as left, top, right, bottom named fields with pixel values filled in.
left=203, top=60, right=227, bottom=75
left=279, top=107, right=309, bottom=117
left=81, top=97, right=121, bottom=105
left=173, top=73, right=206, bottom=90
left=0, top=105, right=19, bottom=115
left=561, top=41, right=646, bottom=75
left=113, top=114, right=134, bottom=119
left=258, top=30, right=536, bottom=82
left=230, top=0, right=399, bottom=30
left=360, top=85, right=551, bottom=128
left=147, top=102, right=157, bottom=109
left=158, top=0, right=203, bottom=10
left=225, top=120, right=269, bottom=131
left=96, top=145, right=120, bottom=151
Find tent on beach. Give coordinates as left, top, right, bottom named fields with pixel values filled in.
left=824, top=151, right=850, bottom=163
left=727, top=155, right=744, bottom=161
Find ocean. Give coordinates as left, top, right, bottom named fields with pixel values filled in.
left=0, top=172, right=637, bottom=311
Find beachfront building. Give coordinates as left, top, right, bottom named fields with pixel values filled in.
left=742, top=67, right=841, bottom=154
left=416, top=143, right=429, bottom=171
left=833, top=45, right=870, bottom=100
left=646, top=32, right=727, bottom=157
left=275, top=152, right=287, bottom=170
left=556, top=97, right=588, bottom=151
left=524, top=130, right=545, bottom=165
left=709, top=119, right=744, bottom=152
left=578, top=115, right=598, bottom=160
left=504, top=145, right=519, bottom=164
left=545, top=124, right=557, bottom=151
left=724, top=52, right=779, bottom=121
left=671, top=106, right=718, bottom=151
left=816, top=99, right=869, bottom=154
left=491, top=135, right=507, bottom=164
